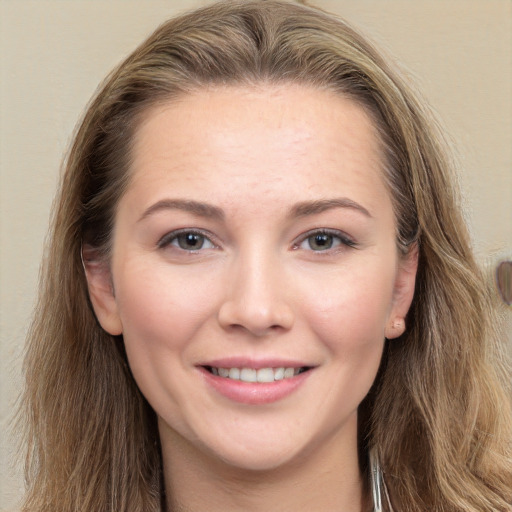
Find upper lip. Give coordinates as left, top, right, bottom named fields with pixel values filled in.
left=197, top=357, right=314, bottom=369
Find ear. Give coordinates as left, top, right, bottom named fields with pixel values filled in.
left=82, top=244, right=123, bottom=335
left=385, top=243, right=419, bottom=339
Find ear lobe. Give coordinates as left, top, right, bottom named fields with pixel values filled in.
left=385, top=243, right=419, bottom=340
left=82, top=244, right=123, bottom=336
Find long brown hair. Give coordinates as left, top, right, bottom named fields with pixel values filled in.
left=20, top=1, right=512, bottom=510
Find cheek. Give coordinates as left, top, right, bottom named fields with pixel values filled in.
left=114, top=263, right=221, bottom=360
left=302, top=269, right=392, bottom=409
left=298, top=265, right=395, bottom=352
left=112, top=264, right=223, bottom=422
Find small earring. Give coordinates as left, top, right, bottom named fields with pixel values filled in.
left=392, top=318, right=405, bottom=332
left=370, top=451, right=383, bottom=512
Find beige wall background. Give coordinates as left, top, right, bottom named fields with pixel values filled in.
left=1, top=1, right=511, bottom=509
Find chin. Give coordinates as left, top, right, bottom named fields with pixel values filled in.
left=198, top=422, right=337, bottom=475
left=212, top=445, right=304, bottom=474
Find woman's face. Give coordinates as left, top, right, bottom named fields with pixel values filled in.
left=87, top=84, right=417, bottom=472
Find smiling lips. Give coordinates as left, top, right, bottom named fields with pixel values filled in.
left=200, top=364, right=313, bottom=405
left=206, top=366, right=308, bottom=383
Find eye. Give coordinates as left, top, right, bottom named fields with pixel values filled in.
left=158, top=230, right=216, bottom=251
left=295, top=229, right=356, bottom=252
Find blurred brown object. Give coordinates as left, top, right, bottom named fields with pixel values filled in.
left=496, top=261, right=512, bottom=306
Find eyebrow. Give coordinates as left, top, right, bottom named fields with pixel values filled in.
left=289, top=198, right=372, bottom=218
left=138, top=196, right=371, bottom=223
left=138, top=199, right=224, bottom=222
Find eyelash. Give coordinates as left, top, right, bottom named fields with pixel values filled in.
left=157, top=228, right=357, bottom=253
left=157, top=229, right=218, bottom=252
left=293, top=228, right=357, bottom=253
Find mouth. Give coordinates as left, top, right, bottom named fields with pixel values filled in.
left=200, top=363, right=314, bottom=404
left=203, top=366, right=311, bottom=383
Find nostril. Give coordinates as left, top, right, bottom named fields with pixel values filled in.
left=217, top=300, right=294, bottom=336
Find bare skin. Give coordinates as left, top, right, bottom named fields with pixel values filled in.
left=86, top=84, right=417, bottom=512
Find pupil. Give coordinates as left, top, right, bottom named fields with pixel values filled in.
left=179, top=233, right=203, bottom=249
left=310, top=233, right=333, bottom=250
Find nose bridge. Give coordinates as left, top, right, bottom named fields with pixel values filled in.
left=218, top=243, right=294, bottom=335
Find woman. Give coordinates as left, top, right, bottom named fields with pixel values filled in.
left=20, top=0, right=512, bottom=510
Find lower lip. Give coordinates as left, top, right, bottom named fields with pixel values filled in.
left=199, top=368, right=312, bottom=405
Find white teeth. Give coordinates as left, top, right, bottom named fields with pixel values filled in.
left=228, top=367, right=240, bottom=380
left=240, top=368, right=257, bottom=382
left=257, top=368, right=274, bottom=383
left=210, top=366, right=305, bottom=382
left=274, top=367, right=285, bottom=380
left=284, top=367, right=295, bottom=378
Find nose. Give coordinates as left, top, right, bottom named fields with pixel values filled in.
left=217, top=251, right=294, bottom=337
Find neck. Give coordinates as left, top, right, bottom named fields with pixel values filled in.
left=159, top=419, right=370, bottom=512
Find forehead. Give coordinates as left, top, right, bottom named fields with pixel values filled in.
left=134, top=83, right=382, bottom=152
left=126, top=84, right=389, bottom=217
